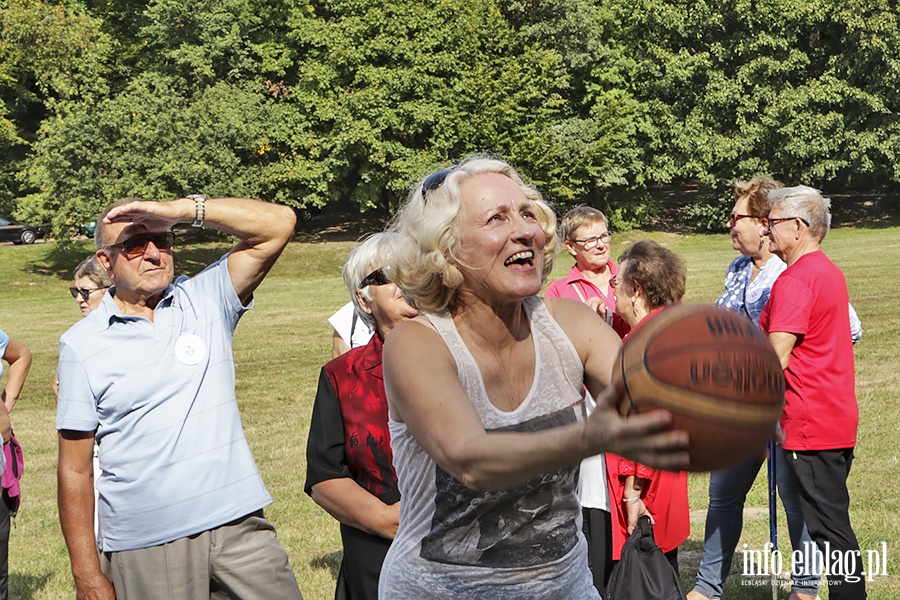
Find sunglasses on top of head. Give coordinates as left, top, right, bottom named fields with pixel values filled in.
left=421, top=167, right=456, bottom=203
left=107, top=231, right=176, bottom=257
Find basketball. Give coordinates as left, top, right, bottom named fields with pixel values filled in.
left=615, top=303, right=784, bottom=472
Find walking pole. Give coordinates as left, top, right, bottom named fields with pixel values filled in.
left=767, top=439, right=778, bottom=600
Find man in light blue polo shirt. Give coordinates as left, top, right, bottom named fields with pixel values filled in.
left=56, top=196, right=303, bottom=599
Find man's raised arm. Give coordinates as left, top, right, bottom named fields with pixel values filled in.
left=103, top=197, right=296, bottom=304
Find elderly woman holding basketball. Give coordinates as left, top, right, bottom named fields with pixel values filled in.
left=378, top=155, right=688, bottom=599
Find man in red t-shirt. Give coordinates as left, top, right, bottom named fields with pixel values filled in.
left=760, top=185, right=865, bottom=600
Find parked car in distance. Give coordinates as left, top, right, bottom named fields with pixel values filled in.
left=79, top=221, right=97, bottom=237
left=0, top=217, right=46, bottom=244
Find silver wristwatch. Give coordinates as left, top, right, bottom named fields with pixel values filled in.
left=187, top=194, right=207, bottom=228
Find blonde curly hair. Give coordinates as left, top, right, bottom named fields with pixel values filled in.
left=387, top=154, right=558, bottom=314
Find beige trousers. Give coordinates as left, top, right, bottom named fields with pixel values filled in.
left=100, top=510, right=303, bottom=600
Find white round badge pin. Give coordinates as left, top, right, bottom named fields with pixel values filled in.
left=174, top=334, right=207, bottom=366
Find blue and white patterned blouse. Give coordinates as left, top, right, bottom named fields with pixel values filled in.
left=715, top=255, right=786, bottom=326
left=716, top=254, right=862, bottom=342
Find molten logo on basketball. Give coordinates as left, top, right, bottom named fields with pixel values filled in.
left=689, top=352, right=783, bottom=398
left=704, top=314, right=761, bottom=340
left=616, top=303, right=786, bottom=471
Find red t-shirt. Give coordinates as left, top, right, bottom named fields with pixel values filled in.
left=759, top=250, right=858, bottom=451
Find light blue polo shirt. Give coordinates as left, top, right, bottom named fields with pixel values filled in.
left=56, top=257, right=272, bottom=552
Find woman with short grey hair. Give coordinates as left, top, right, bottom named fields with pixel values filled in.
left=70, top=257, right=112, bottom=318
left=306, top=232, right=418, bottom=600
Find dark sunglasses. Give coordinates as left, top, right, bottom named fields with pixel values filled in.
left=421, top=168, right=455, bottom=203
left=359, top=268, right=390, bottom=288
left=107, top=231, right=176, bottom=257
left=69, top=286, right=109, bottom=301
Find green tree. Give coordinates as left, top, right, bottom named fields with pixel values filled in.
left=22, top=73, right=310, bottom=231
left=596, top=0, right=900, bottom=190
left=0, top=0, right=108, bottom=215
left=18, top=0, right=900, bottom=236
left=21, top=0, right=315, bottom=233
left=272, top=0, right=655, bottom=213
left=282, top=0, right=633, bottom=211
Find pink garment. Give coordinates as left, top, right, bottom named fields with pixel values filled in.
left=2, top=434, right=23, bottom=516
left=545, top=263, right=631, bottom=338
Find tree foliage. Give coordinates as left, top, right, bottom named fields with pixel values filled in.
left=0, top=0, right=109, bottom=214
left=3, top=0, right=900, bottom=233
left=597, top=0, right=900, bottom=191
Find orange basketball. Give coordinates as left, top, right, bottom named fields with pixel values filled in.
left=615, top=303, right=785, bottom=472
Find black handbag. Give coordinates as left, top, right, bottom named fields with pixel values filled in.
left=606, top=515, right=686, bottom=600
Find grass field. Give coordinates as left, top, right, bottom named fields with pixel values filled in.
left=0, top=225, right=897, bottom=599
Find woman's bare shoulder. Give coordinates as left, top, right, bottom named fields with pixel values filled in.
left=383, top=315, right=453, bottom=370
left=543, top=296, right=597, bottom=324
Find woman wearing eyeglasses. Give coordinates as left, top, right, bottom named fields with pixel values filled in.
left=378, top=156, right=688, bottom=600
left=688, top=177, right=862, bottom=600
left=70, top=257, right=112, bottom=317
left=544, top=206, right=630, bottom=596
left=305, top=232, right=418, bottom=600
left=55, top=258, right=111, bottom=388
left=545, top=206, right=630, bottom=339
left=53, top=258, right=113, bottom=399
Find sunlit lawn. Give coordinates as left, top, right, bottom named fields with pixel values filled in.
left=0, top=224, right=897, bottom=599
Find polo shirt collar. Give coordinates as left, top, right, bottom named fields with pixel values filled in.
left=561, top=262, right=619, bottom=285
left=94, top=283, right=177, bottom=331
